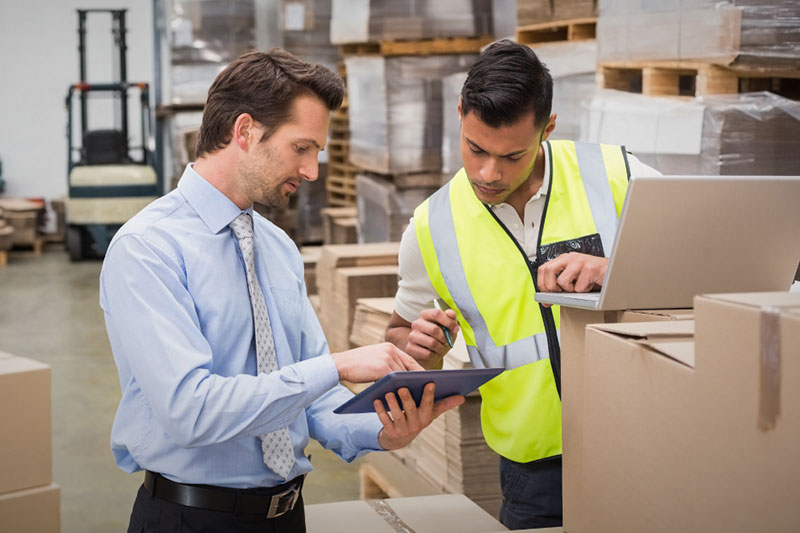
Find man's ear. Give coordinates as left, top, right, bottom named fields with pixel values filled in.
left=457, top=96, right=463, bottom=124
left=541, top=113, right=557, bottom=142
left=232, top=113, right=256, bottom=151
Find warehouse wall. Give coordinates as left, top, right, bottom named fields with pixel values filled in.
left=0, top=0, right=154, bottom=200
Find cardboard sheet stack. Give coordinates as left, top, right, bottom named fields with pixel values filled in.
left=596, top=0, right=800, bottom=70
left=0, top=352, right=60, bottom=532
left=320, top=206, right=358, bottom=245
left=316, top=243, right=400, bottom=353
left=330, top=0, right=493, bottom=45
left=355, top=174, right=435, bottom=243
left=581, top=90, right=800, bottom=175
left=349, top=297, right=395, bottom=347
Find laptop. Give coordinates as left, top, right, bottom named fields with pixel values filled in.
left=535, top=175, right=800, bottom=310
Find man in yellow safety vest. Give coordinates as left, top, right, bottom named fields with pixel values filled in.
left=385, top=39, right=658, bottom=529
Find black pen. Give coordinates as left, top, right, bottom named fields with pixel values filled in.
left=433, top=299, right=454, bottom=349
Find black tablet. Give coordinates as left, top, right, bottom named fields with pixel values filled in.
left=333, top=368, right=504, bottom=414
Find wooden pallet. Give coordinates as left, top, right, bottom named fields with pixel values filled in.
left=11, top=237, right=44, bottom=256
left=327, top=173, right=357, bottom=193
left=339, top=35, right=492, bottom=57
left=515, top=17, right=596, bottom=45
left=599, top=60, right=800, bottom=98
left=326, top=190, right=356, bottom=207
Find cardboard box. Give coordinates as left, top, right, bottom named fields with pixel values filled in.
left=559, top=307, right=692, bottom=532
left=0, top=483, right=60, bottom=533
left=0, top=352, right=52, bottom=495
left=574, top=292, right=800, bottom=532
left=305, top=494, right=506, bottom=532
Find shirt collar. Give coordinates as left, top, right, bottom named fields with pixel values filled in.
left=177, top=163, right=253, bottom=233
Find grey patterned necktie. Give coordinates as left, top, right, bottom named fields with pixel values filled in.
left=229, top=213, right=295, bottom=480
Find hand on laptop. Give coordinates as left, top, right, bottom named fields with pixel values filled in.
left=537, top=252, right=608, bottom=307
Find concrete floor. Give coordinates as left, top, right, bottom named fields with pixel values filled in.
left=0, top=248, right=363, bottom=532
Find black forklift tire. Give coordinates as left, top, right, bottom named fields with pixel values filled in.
left=66, top=226, right=83, bottom=262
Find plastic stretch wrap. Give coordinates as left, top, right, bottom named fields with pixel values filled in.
left=441, top=72, right=468, bottom=179
left=346, top=55, right=477, bottom=175
left=534, top=41, right=598, bottom=141
left=597, top=0, right=800, bottom=69
left=168, top=0, right=258, bottom=102
left=281, top=0, right=340, bottom=72
left=517, top=0, right=597, bottom=27
left=580, top=89, right=800, bottom=176
left=330, top=0, right=493, bottom=44
left=356, top=174, right=436, bottom=243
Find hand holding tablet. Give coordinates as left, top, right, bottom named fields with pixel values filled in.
left=334, top=368, right=504, bottom=414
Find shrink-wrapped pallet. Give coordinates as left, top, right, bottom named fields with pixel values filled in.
left=580, top=90, right=800, bottom=176
left=331, top=0, right=492, bottom=44
left=346, top=54, right=476, bottom=175
left=597, top=0, right=800, bottom=69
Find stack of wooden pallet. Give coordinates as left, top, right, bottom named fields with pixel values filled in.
left=326, top=77, right=360, bottom=207
left=315, top=242, right=400, bottom=353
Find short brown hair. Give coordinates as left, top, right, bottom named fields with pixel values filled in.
left=196, top=48, right=344, bottom=157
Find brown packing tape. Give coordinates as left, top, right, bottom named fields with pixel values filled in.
left=366, top=499, right=417, bottom=533
left=758, top=307, right=781, bottom=431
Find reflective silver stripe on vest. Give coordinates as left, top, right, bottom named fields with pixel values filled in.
left=466, top=331, right=552, bottom=370
left=574, top=142, right=618, bottom=256
left=427, top=182, right=548, bottom=370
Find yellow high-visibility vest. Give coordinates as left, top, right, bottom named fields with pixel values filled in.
left=414, top=140, right=630, bottom=462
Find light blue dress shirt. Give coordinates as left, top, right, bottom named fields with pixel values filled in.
left=100, top=164, right=383, bottom=488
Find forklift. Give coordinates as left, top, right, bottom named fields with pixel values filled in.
left=65, top=8, right=159, bottom=261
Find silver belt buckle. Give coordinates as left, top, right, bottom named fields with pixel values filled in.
left=266, top=483, right=300, bottom=519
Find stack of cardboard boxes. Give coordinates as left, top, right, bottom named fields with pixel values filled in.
left=0, top=352, right=59, bottom=532
left=558, top=292, right=800, bottom=532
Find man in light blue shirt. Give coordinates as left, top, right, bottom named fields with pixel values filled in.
left=100, top=48, right=464, bottom=532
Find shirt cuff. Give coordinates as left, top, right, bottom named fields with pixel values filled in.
left=287, top=354, right=340, bottom=401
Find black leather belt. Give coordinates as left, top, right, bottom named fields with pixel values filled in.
left=143, top=471, right=303, bottom=518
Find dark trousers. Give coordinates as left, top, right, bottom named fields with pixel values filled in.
left=499, top=455, right=563, bottom=530
left=128, top=484, right=306, bottom=533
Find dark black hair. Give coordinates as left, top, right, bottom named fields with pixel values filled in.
left=197, top=48, right=344, bottom=157
left=460, top=39, right=553, bottom=129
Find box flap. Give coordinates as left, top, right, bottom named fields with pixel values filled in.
left=590, top=320, right=694, bottom=338
left=697, top=292, right=800, bottom=309
left=644, top=340, right=696, bottom=368
left=626, top=308, right=695, bottom=321
left=0, top=354, right=50, bottom=374
left=589, top=321, right=695, bottom=368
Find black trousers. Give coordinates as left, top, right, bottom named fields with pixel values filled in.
left=128, top=484, right=306, bottom=533
left=498, top=455, right=563, bottom=530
